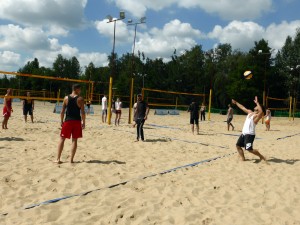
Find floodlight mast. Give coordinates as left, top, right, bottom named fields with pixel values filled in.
left=106, top=11, right=125, bottom=125
left=127, top=17, right=146, bottom=124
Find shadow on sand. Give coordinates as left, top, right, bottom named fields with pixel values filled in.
left=143, top=139, right=169, bottom=143
left=0, top=137, right=25, bottom=141
left=86, top=160, right=126, bottom=165
left=266, top=157, right=300, bottom=165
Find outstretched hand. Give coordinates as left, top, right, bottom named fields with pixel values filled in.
left=232, top=99, right=236, bottom=104
left=253, top=96, right=259, bottom=104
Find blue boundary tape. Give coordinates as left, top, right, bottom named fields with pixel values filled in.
left=1, top=152, right=236, bottom=216
left=277, top=132, right=300, bottom=140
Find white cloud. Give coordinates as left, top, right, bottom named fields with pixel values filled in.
left=264, top=20, right=300, bottom=49
left=111, top=0, right=272, bottom=20
left=30, top=42, right=108, bottom=69
left=136, top=19, right=202, bottom=59
left=94, top=19, right=132, bottom=45
left=177, top=0, right=273, bottom=20
left=0, top=0, right=87, bottom=28
left=208, top=20, right=300, bottom=51
left=0, top=51, right=21, bottom=71
left=0, top=24, right=51, bottom=51
left=109, top=0, right=177, bottom=18
left=78, top=53, right=109, bottom=67
left=208, top=21, right=265, bottom=50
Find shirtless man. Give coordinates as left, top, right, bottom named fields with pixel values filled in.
left=232, top=96, right=267, bottom=162
left=55, top=84, right=85, bottom=164
left=2, top=88, right=13, bottom=129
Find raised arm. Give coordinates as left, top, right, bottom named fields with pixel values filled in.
left=253, top=96, right=264, bottom=124
left=232, top=99, right=252, bottom=114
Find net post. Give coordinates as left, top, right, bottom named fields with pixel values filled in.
left=175, top=97, right=178, bottom=109
left=107, top=77, right=113, bottom=125
left=208, top=88, right=212, bottom=120
left=128, top=77, right=134, bottom=124
left=90, top=82, right=94, bottom=101
left=289, top=96, right=292, bottom=121
left=293, top=97, right=296, bottom=121
left=57, top=89, right=61, bottom=105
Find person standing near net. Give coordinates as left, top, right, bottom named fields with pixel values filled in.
left=101, top=95, right=107, bottom=123
left=200, top=102, right=206, bottom=121
left=226, top=104, right=234, bottom=131
left=264, top=108, right=271, bottom=131
left=188, top=100, right=200, bottom=135
left=55, top=84, right=85, bottom=164
left=115, top=97, right=122, bottom=126
left=2, top=88, right=13, bottom=129
left=232, top=96, right=267, bottom=162
left=135, top=94, right=149, bottom=142
left=23, top=92, right=34, bottom=123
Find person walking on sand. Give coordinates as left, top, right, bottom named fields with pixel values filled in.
left=2, top=88, right=13, bottom=129
left=23, top=92, right=34, bottom=123
left=200, top=102, right=206, bottom=121
left=135, top=94, right=149, bottom=141
left=101, top=95, right=107, bottom=123
left=226, top=104, right=234, bottom=131
left=115, top=97, right=122, bottom=126
left=232, top=96, right=267, bottom=162
left=264, top=108, right=271, bottom=131
left=55, top=84, right=85, bottom=164
left=188, top=100, right=200, bottom=135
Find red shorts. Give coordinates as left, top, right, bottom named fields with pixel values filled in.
left=3, top=107, right=11, bottom=118
left=60, top=120, right=82, bottom=139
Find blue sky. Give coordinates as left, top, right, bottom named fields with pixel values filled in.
left=0, top=0, right=300, bottom=72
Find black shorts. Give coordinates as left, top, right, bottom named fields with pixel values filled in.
left=23, top=107, right=33, bottom=116
left=227, top=117, right=233, bottom=124
left=190, top=117, right=199, bottom=125
left=236, top=134, right=255, bottom=151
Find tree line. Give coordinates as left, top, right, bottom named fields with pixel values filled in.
left=0, top=29, right=299, bottom=109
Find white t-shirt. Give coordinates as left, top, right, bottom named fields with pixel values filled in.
left=101, top=96, right=107, bottom=110
left=242, top=114, right=256, bottom=135
left=115, top=101, right=122, bottom=110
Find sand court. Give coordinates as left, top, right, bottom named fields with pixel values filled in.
left=1, top=101, right=300, bottom=224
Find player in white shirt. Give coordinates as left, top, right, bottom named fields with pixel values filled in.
left=232, top=96, right=267, bottom=162
left=115, top=98, right=122, bottom=126
left=101, top=95, right=107, bottom=123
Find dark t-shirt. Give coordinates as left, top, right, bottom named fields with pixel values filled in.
left=24, top=99, right=33, bottom=109
left=136, top=101, right=148, bottom=119
left=189, top=102, right=199, bottom=118
left=65, top=95, right=81, bottom=121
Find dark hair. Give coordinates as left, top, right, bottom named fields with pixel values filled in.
left=137, top=94, right=142, bottom=97
left=72, top=84, right=81, bottom=91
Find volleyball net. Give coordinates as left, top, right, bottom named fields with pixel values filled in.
left=266, top=95, right=300, bottom=118
left=142, top=88, right=207, bottom=109
left=0, top=70, right=94, bottom=103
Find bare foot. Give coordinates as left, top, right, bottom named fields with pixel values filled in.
left=54, top=160, right=63, bottom=164
left=134, top=139, right=139, bottom=142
